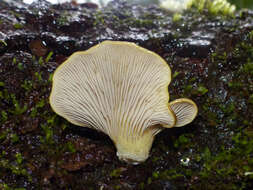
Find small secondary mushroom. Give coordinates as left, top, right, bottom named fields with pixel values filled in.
left=49, top=41, right=198, bottom=164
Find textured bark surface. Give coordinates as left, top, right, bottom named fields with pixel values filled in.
left=0, top=0, right=253, bottom=189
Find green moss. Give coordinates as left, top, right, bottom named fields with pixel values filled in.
left=21, top=80, right=33, bottom=92
left=113, top=185, right=121, bottom=190
left=196, top=85, right=208, bottom=95
left=249, top=94, right=253, bottom=104
left=0, top=40, right=7, bottom=46
left=15, top=153, right=23, bottom=165
left=10, top=133, right=19, bottom=144
left=183, top=84, right=193, bottom=95
left=1, top=111, right=8, bottom=123
left=151, top=156, right=160, bottom=163
left=17, top=62, right=23, bottom=70
left=66, top=142, right=76, bottom=153
left=208, top=0, right=236, bottom=16
left=191, top=130, right=253, bottom=189
left=48, top=73, right=53, bottom=83
left=249, top=30, right=253, bottom=40
left=219, top=102, right=235, bottom=115
left=228, top=81, right=243, bottom=88
left=152, top=171, right=160, bottom=178
left=45, top=51, right=53, bottom=63
left=173, top=13, right=182, bottom=22
left=38, top=57, right=44, bottom=66
left=0, top=153, right=32, bottom=183
left=30, top=108, right=37, bottom=118
left=139, top=182, right=145, bottom=190
left=10, top=10, right=21, bottom=18
left=0, top=183, right=25, bottom=190
left=93, top=11, right=105, bottom=26
left=0, top=130, right=8, bottom=142
left=155, top=169, right=185, bottom=180
left=172, top=71, right=180, bottom=79
left=147, top=177, right=152, bottom=185
left=29, top=98, right=47, bottom=119
left=34, top=72, right=42, bottom=82
left=40, top=124, right=54, bottom=145
left=13, top=23, right=23, bottom=29
left=36, top=99, right=45, bottom=108
left=12, top=57, right=17, bottom=65
left=47, top=114, right=57, bottom=125
left=189, top=0, right=236, bottom=17
left=149, top=129, right=253, bottom=189
left=240, top=62, right=253, bottom=75
left=183, top=82, right=208, bottom=97
left=110, top=167, right=125, bottom=178
left=174, top=134, right=192, bottom=148
left=0, top=88, right=8, bottom=99
left=150, top=37, right=253, bottom=186
left=56, top=11, right=70, bottom=26
left=9, top=94, right=27, bottom=115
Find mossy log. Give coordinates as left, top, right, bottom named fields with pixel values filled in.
left=0, top=0, right=253, bottom=189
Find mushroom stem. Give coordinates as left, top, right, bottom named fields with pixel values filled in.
left=113, top=127, right=158, bottom=164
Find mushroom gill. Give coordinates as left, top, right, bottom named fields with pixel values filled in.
left=49, top=40, right=198, bottom=164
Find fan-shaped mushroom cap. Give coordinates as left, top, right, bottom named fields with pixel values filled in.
left=49, top=40, right=197, bottom=164
left=169, top=98, right=198, bottom=127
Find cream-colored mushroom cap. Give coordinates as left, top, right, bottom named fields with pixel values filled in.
left=49, top=40, right=198, bottom=164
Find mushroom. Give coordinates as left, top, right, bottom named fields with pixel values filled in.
left=49, top=41, right=198, bottom=164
